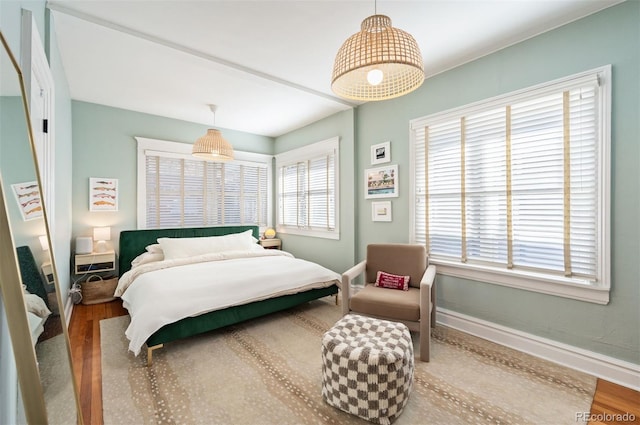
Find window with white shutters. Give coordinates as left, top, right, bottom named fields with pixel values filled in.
left=276, top=137, right=339, bottom=239
left=410, top=66, right=611, bottom=304
left=136, top=138, right=271, bottom=230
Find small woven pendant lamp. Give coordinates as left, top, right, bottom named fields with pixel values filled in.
left=331, top=11, right=424, bottom=101
left=192, top=105, right=234, bottom=161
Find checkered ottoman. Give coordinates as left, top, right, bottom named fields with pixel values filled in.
left=321, top=314, right=414, bottom=424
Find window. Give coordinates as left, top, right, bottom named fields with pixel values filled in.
left=276, top=137, right=339, bottom=239
left=410, top=66, right=610, bottom=304
left=136, top=137, right=272, bottom=229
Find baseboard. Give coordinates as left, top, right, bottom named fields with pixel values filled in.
left=436, top=307, right=640, bottom=392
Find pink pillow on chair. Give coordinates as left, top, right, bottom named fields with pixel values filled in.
left=375, top=271, right=410, bottom=291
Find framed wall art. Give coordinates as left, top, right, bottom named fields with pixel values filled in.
left=365, top=164, right=398, bottom=199
left=11, top=181, right=43, bottom=221
left=371, top=141, right=391, bottom=165
left=89, top=177, right=118, bottom=211
left=371, top=201, right=392, bottom=222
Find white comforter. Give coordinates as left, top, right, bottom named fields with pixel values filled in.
left=117, top=250, right=340, bottom=355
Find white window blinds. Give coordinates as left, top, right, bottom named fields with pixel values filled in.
left=143, top=149, right=269, bottom=229
left=276, top=137, right=339, bottom=239
left=412, top=67, right=609, bottom=288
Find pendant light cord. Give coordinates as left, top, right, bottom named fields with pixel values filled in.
left=208, top=104, right=218, bottom=126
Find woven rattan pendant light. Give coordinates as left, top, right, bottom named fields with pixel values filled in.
left=331, top=4, right=424, bottom=101
left=192, top=105, right=234, bottom=161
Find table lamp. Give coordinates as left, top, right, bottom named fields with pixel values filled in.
left=93, top=226, right=111, bottom=253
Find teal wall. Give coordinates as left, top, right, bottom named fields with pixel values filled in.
left=48, top=9, right=74, bottom=297
left=353, top=1, right=639, bottom=363
left=274, top=109, right=356, bottom=273
left=0, top=97, right=49, bottom=267
left=71, top=101, right=274, bottom=254
left=0, top=1, right=74, bottom=297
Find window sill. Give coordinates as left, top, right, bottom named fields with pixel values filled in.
left=276, top=226, right=339, bottom=240
left=430, top=258, right=609, bottom=305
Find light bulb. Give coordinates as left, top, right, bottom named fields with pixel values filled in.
left=367, top=69, right=384, bottom=86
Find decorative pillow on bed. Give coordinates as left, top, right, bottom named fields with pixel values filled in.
left=158, top=230, right=257, bottom=260
left=22, top=286, right=52, bottom=318
left=374, top=271, right=410, bottom=291
left=131, top=251, right=165, bottom=268
left=145, top=243, right=163, bottom=254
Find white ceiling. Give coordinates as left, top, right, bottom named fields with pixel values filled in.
left=48, top=0, right=622, bottom=138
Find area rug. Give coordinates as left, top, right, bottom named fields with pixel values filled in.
left=101, top=298, right=596, bottom=424
left=36, top=334, right=78, bottom=425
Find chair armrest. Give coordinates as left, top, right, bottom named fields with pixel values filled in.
left=342, top=260, right=366, bottom=284
left=419, top=264, right=436, bottom=289
left=341, top=260, right=366, bottom=315
left=419, top=264, right=437, bottom=333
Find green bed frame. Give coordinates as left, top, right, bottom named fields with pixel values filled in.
left=118, top=225, right=338, bottom=362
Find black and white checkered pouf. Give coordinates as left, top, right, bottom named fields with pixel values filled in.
left=321, top=314, right=414, bottom=424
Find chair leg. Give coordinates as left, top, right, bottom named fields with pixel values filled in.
left=419, top=298, right=431, bottom=362
left=431, top=282, right=437, bottom=328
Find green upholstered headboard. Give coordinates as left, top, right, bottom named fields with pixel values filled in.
left=16, top=245, right=49, bottom=308
left=118, top=226, right=259, bottom=276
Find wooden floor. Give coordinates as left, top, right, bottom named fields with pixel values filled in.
left=68, top=300, right=639, bottom=425
left=68, top=300, right=128, bottom=425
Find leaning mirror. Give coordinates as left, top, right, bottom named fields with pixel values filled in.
left=0, top=31, right=82, bottom=424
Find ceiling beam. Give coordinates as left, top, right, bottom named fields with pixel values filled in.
left=47, top=2, right=357, bottom=108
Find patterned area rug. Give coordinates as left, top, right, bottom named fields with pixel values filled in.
left=101, top=298, right=596, bottom=424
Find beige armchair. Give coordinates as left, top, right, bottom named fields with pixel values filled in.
left=341, top=244, right=436, bottom=361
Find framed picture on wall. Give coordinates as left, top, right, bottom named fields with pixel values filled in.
left=11, top=181, right=43, bottom=221
left=89, top=177, right=118, bottom=211
left=371, top=201, right=392, bottom=222
left=371, top=141, right=391, bottom=165
left=365, top=164, right=398, bottom=199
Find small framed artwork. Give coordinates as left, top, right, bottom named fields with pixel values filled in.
left=372, top=201, right=392, bottom=222
left=11, top=181, right=43, bottom=221
left=89, top=177, right=118, bottom=211
left=365, top=164, right=398, bottom=199
left=371, top=141, right=391, bottom=165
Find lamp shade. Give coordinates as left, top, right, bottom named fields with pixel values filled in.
left=93, top=226, right=111, bottom=242
left=192, top=129, right=234, bottom=161
left=331, top=14, right=424, bottom=101
left=264, top=228, right=276, bottom=239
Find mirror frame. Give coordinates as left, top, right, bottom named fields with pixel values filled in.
left=0, top=31, right=82, bottom=424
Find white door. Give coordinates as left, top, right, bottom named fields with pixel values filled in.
left=22, top=12, right=55, bottom=235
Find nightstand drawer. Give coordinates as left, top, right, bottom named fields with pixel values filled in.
left=74, top=250, right=116, bottom=274
left=259, top=238, right=281, bottom=249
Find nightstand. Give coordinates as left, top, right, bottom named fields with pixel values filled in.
left=74, top=250, right=118, bottom=305
left=74, top=250, right=116, bottom=274
left=41, top=262, right=59, bottom=314
left=259, top=238, right=282, bottom=250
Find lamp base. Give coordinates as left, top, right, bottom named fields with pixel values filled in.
left=94, top=241, right=107, bottom=253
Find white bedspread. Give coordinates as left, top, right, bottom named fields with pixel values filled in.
left=118, top=250, right=340, bottom=355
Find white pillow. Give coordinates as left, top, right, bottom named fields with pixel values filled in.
left=158, top=230, right=257, bottom=260
left=146, top=243, right=163, bottom=253
left=24, top=293, right=51, bottom=319
left=131, top=251, right=165, bottom=268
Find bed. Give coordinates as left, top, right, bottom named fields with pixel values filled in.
left=17, top=246, right=52, bottom=345
left=117, top=225, right=340, bottom=362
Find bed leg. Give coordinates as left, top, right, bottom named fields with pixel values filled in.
left=147, top=344, right=163, bottom=366
left=335, top=294, right=338, bottom=305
